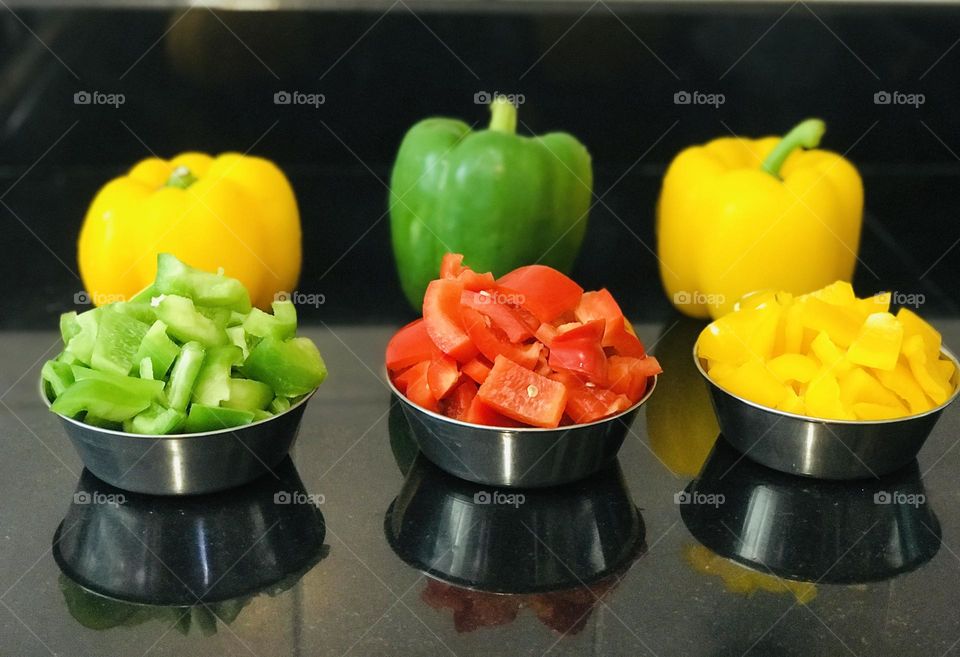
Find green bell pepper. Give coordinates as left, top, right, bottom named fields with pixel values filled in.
left=50, top=379, right=152, bottom=422
left=389, top=96, right=593, bottom=307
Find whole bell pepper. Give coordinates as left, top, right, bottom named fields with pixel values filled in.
left=389, top=97, right=592, bottom=308
left=78, top=152, right=301, bottom=310
left=657, top=119, right=863, bottom=319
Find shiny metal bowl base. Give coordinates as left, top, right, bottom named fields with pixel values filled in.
left=42, top=381, right=316, bottom=496
left=388, top=374, right=657, bottom=488
left=694, top=346, right=960, bottom=480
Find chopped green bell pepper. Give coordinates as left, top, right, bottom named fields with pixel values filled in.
left=51, top=379, right=152, bottom=422
left=222, top=378, right=274, bottom=411
left=242, top=300, right=296, bottom=340
left=242, top=337, right=327, bottom=397
left=155, top=295, right=228, bottom=347
left=389, top=96, right=592, bottom=307
left=154, top=252, right=252, bottom=313
left=191, top=345, right=243, bottom=407
left=71, top=365, right=165, bottom=402
left=90, top=309, right=150, bottom=376
left=166, top=341, right=206, bottom=411
left=133, top=320, right=180, bottom=379
left=124, top=403, right=186, bottom=435
left=184, top=404, right=254, bottom=432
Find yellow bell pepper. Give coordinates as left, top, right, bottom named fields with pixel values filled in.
left=657, top=119, right=863, bottom=319
left=78, top=152, right=301, bottom=309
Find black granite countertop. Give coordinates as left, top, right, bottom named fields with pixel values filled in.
left=2, top=320, right=959, bottom=657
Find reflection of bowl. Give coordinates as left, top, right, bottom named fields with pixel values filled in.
left=694, top=346, right=960, bottom=479
left=42, top=379, right=316, bottom=495
left=54, top=458, right=327, bottom=606
left=388, top=372, right=656, bottom=488
left=681, top=436, right=940, bottom=584
left=385, top=456, right=645, bottom=594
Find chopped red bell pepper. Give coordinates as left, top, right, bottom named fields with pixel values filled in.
left=477, top=355, right=568, bottom=428
left=423, top=278, right=478, bottom=362
left=386, top=319, right=434, bottom=372
left=462, top=307, right=540, bottom=369
left=496, top=265, right=583, bottom=323
left=547, top=319, right=608, bottom=386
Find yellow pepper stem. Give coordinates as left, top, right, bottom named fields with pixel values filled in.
left=761, top=119, right=826, bottom=179
left=488, top=96, right=517, bottom=134
left=166, top=166, right=198, bottom=189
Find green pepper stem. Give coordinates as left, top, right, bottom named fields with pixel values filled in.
left=165, top=166, right=198, bottom=189
left=760, top=119, right=826, bottom=179
left=488, top=96, right=517, bottom=134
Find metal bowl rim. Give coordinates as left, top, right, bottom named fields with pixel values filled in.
left=692, top=340, right=960, bottom=425
left=40, top=378, right=317, bottom=440
left=386, top=371, right=657, bottom=432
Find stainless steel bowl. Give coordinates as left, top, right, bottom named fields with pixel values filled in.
left=42, top=380, right=317, bottom=495
left=694, top=345, right=960, bottom=479
left=681, top=436, right=940, bottom=583
left=387, top=373, right=657, bottom=488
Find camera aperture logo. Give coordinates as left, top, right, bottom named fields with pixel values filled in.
left=74, top=290, right=126, bottom=306
left=73, top=491, right=125, bottom=507
left=473, top=490, right=525, bottom=508
left=474, top=91, right=525, bottom=107
left=74, top=90, right=125, bottom=108
left=674, top=90, right=725, bottom=108
left=874, top=90, right=925, bottom=108
left=274, top=490, right=325, bottom=506
left=674, top=490, right=725, bottom=508
left=274, top=90, right=325, bottom=108
left=874, top=490, right=925, bottom=507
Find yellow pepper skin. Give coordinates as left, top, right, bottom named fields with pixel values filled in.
left=78, top=152, right=301, bottom=309
left=657, top=119, right=863, bottom=319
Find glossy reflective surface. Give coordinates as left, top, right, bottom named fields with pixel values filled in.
left=3, top=323, right=960, bottom=656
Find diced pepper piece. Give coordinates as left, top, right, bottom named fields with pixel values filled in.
left=113, top=301, right=157, bottom=325
left=405, top=365, right=439, bottom=412
left=936, top=358, right=956, bottom=382
left=128, top=283, right=156, bottom=303
left=477, top=355, right=568, bottom=428
left=873, top=361, right=934, bottom=415
left=63, top=308, right=100, bottom=366
left=575, top=289, right=645, bottom=357
left=853, top=292, right=891, bottom=319
left=423, top=278, right=477, bottom=362
left=607, top=355, right=659, bottom=403
left=781, top=302, right=806, bottom=356
left=462, top=307, right=540, bottom=369
left=192, top=345, right=243, bottom=407
left=902, top=335, right=952, bottom=405
left=243, top=300, right=297, bottom=341
left=51, top=379, right=152, bottom=422
left=196, top=305, right=231, bottom=328
left=427, top=352, right=460, bottom=400
left=798, top=297, right=860, bottom=347
left=804, top=372, right=854, bottom=420
left=386, top=319, right=434, bottom=372
left=269, top=396, right=291, bottom=414
left=41, top=361, right=74, bottom=398
left=717, top=360, right=787, bottom=409
left=123, top=403, right=186, bottom=434
left=852, top=402, right=904, bottom=421
left=154, top=252, right=252, bottom=313
left=166, top=341, right=206, bottom=411
left=839, top=367, right=905, bottom=410
left=59, top=311, right=82, bottom=346
left=441, top=380, right=478, bottom=420
left=548, top=319, right=608, bottom=386
left=766, top=353, right=818, bottom=384
left=251, top=409, right=274, bottom=422
left=897, top=307, right=942, bottom=362
left=777, top=387, right=806, bottom=415
left=155, top=294, right=229, bottom=347
left=563, top=385, right=632, bottom=424
left=226, top=326, right=249, bottom=359
left=846, top=312, right=903, bottom=371
left=460, top=290, right=533, bottom=343
left=71, top=365, right=165, bottom=403
left=139, top=357, right=154, bottom=380
left=393, top=361, right=429, bottom=395
left=90, top=309, right=150, bottom=376
left=697, top=305, right=780, bottom=365
left=184, top=404, right=254, bottom=432
left=808, top=281, right=857, bottom=306
left=809, top=331, right=852, bottom=376
left=496, top=265, right=584, bottom=323
left=462, top=357, right=492, bottom=385
left=242, top=337, right=327, bottom=397
left=465, top=396, right=522, bottom=427
left=133, top=320, right=180, bottom=379
left=222, top=378, right=275, bottom=411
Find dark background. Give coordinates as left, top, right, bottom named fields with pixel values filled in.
left=2, top=2, right=960, bottom=328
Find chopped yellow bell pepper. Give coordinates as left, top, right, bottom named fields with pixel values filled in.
left=809, top=331, right=852, bottom=376
left=846, top=313, right=903, bottom=371
left=839, top=367, right=905, bottom=410
left=804, top=371, right=854, bottom=420
left=902, top=335, right=952, bottom=406
left=897, top=308, right=941, bottom=362
left=767, top=353, right=819, bottom=384
left=872, top=361, right=934, bottom=415
left=720, top=360, right=787, bottom=408
left=799, top=297, right=861, bottom=347
left=852, top=402, right=905, bottom=421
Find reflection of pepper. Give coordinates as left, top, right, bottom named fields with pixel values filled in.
left=389, top=97, right=592, bottom=308
left=78, top=152, right=301, bottom=310
left=657, top=119, right=863, bottom=319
